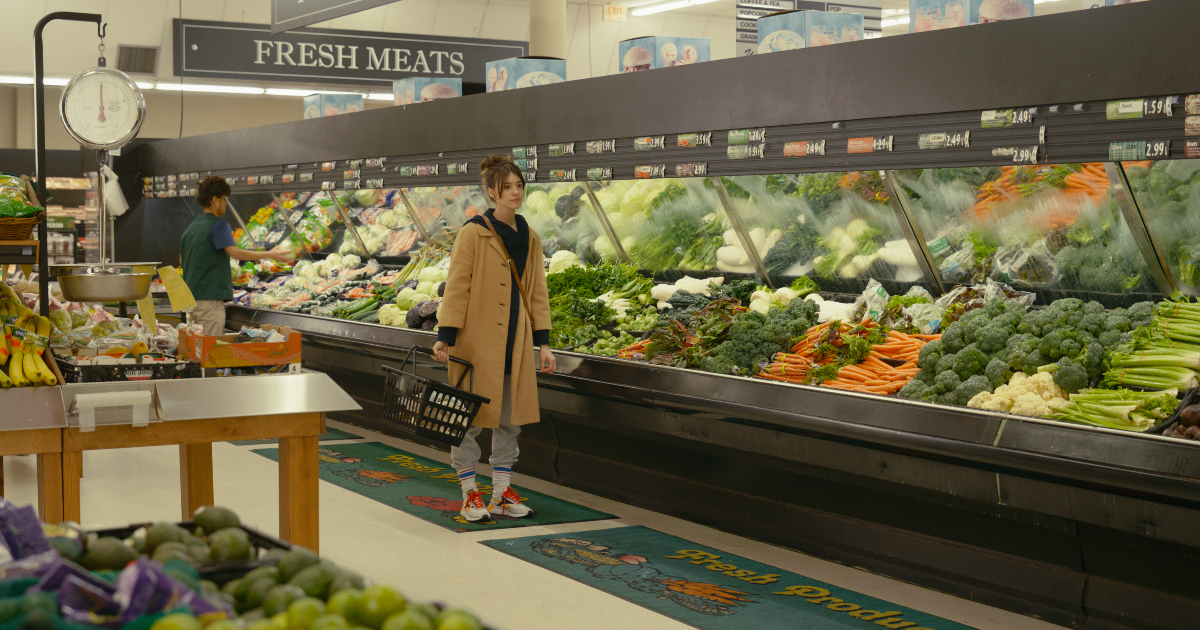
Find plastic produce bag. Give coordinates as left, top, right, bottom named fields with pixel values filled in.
left=907, top=303, right=943, bottom=334
left=938, top=243, right=974, bottom=284
left=849, top=279, right=890, bottom=323
left=991, top=241, right=1059, bottom=286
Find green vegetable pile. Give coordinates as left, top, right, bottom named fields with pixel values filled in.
left=699, top=298, right=819, bottom=376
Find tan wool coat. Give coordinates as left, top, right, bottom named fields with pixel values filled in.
left=438, top=220, right=552, bottom=428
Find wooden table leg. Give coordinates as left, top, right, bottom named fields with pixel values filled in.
left=179, top=443, right=215, bottom=520
left=279, top=434, right=319, bottom=552
left=36, top=452, right=64, bottom=523
left=62, top=451, right=82, bottom=524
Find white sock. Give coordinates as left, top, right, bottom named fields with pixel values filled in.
left=492, top=466, right=512, bottom=498
left=457, top=468, right=477, bottom=495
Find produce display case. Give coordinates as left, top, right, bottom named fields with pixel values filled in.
left=133, top=3, right=1200, bottom=627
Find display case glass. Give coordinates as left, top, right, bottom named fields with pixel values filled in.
left=520, top=181, right=614, bottom=264
left=891, top=163, right=1158, bottom=303
left=1122, top=159, right=1200, bottom=294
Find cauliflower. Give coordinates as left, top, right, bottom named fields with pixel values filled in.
left=1010, top=392, right=1051, bottom=417
left=968, top=370, right=1068, bottom=417
left=548, top=250, right=583, bottom=274
left=376, top=210, right=400, bottom=229
left=341, top=254, right=361, bottom=269
left=284, top=277, right=308, bottom=290
left=326, top=253, right=343, bottom=268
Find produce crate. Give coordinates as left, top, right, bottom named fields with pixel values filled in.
left=179, top=324, right=301, bottom=368
left=90, top=521, right=292, bottom=586
left=54, top=352, right=201, bottom=383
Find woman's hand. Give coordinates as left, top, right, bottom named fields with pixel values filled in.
left=432, top=341, right=449, bottom=363
left=539, top=345, right=556, bottom=373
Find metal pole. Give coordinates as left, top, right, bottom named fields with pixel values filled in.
left=394, top=188, right=433, bottom=244
left=265, top=195, right=314, bottom=260
left=582, top=181, right=631, bottom=265
left=709, top=176, right=775, bottom=289
left=1104, top=162, right=1176, bottom=296
left=35, top=12, right=103, bottom=316
left=325, top=192, right=372, bottom=260
left=224, top=194, right=259, bottom=249
left=881, top=170, right=947, bottom=295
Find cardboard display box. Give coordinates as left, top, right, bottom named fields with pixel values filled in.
left=619, top=37, right=711, bottom=72
left=54, top=348, right=200, bottom=383
left=179, top=324, right=301, bottom=368
left=393, top=78, right=463, bottom=105
left=302, top=94, right=364, bottom=119
left=485, top=57, right=565, bottom=92
left=910, top=0, right=1034, bottom=32
left=757, top=10, right=863, bottom=52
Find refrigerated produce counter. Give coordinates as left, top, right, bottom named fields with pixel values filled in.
left=131, top=3, right=1200, bottom=627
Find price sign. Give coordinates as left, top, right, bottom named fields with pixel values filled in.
left=1186, top=140, right=1200, bottom=159
left=549, top=169, right=576, bottom=182
left=727, top=144, right=765, bottom=159
left=848, top=136, right=892, bottom=154
left=344, top=169, right=360, bottom=179
left=1109, top=141, right=1147, bottom=161
left=1185, top=116, right=1200, bottom=136
left=918, top=131, right=969, bottom=150
left=298, top=173, right=314, bottom=183
left=634, top=136, right=666, bottom=151
left=1107, top=97, right=1173, bottom=120
left=1012, top=146, right=1038, bottom=164
left=783, top=140, right=825, bottom=157
left=549, top=143, right=574, bottom=157
left=282, top=174, right=295, bottom=184
left=634, top=165, right=666, bottom=179
left=727, top=128, right=765, bottom=145
left=417, top=165, right=439, bottom=176
left=321, top=181, right=336, bottom=190
left=365, top=158, right=386, bottom=168
left=1144, top=139, right=1171, bottom=160
left=514, top=158, right=537, bottom=171
left=512, top=146, right=537, bottom=159
left=447, top=162, right=470, bottom=175
left=347, top=159, right=362, bottom=169
left=675, top=163, right=708, bottom=177
left=321, top=162, right=337, bottom=171
left=1144, top=97, right=1172, bottom=117
left=586, top=167, right=613, bottom=180
left=343, top=180, right=360, bottom=189
left=981, top=109, right=1033, bottom=128
left=525, top=171, right=537, bottom=182
left=586, top=140, right=616, bottom=154
left=677, top=132, right=712, bottom=148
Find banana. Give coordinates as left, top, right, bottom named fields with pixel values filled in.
left=8, top=340, right=27, bottom=386
left=33, top=316, right=56, bottom=386
left=19, top=319, right=45, bottom=384
left=0, top=364, right=11, bottom=387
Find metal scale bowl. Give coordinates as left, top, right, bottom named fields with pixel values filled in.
left=54, top=263, right=157, bottom=302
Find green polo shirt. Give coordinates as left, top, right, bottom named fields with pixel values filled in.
left=180, top=213, right=235, bottom=301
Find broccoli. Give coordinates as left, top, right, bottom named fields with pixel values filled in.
left=936, top=391, right=959, bottom=406
left=935, top=370, right=962, bottom=395
left=954, top=375, right=992, bottom=406
left=1104, top=312, right=1133, bottom=333
left=1050, top=298, right=1085, bottom=313
left=705, top=302, right=819, bottom=376
left=1040, top=358, right=1088, bottom=394
left=1097, top=329, right=1124, bottom=348
left=985, top=357, right=1013, bottom=389
left=953, top=345, right=989, bottom=380
left=1079, top=342, right=1106, bottom=383
left=1128, top=301, right=1156, bottom=329
left=1078, top=313, right=1106, bottom=337
left=974, top=324, right=1013, bottom=354
left=914, top=367, right=937, bottom=385
left=1038, top=329, right=1081, bottom=361
left=941, top=322, right=970, bottom=354
left=917, top=339, right=944, bottom=371
left=898, top=379, right=936, bottom=402
left=935, top=353, right=958, bottom=377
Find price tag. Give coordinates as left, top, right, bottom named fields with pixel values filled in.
left=728, top=128, right=766, bottom=145
left=321, top=162, right=337, bottom=171
left=783, top=140, right=825, bottom=157
left=514, top=158, right=537, bottom=171
left=343, top=180, right=360, bottom=190
left=549, top=169, right=576, bottom=182
left=727, top=144, right=765, bottom=159
left=347, top=159, right=362, bottom=169
left=675, top=163, right=708, bottom=177
left=282, top=174, right=295, bottom=184
left=344, top=169, right=360, bottom=179
left=447, top=162, right=470, bottom=175
left=398, top=166, right=415, bottom=177
left=586, top=167, right=613, bottom=181
left=981, top=109, right=1033, bottom=128
left=321, top=181, right=336, bottom=190
left=1144, top=139, right=1171, bottom=159
left=512, top=146, right=537, bottom=159
left=586, top=140, right=616, bottom=154
left=418, top=165, right=439, bottom=176
left=1187, top=95, right=1200, bottom=115
left=1011, top=146, right=1039, bottom=164
left=848, top=136, right=892, bottom=154
left=364, top=178, right=385, bottom=188
left=167, top=174, right=177, bottom=182
left=677, top=132, right=712, bottom=148
left=634, top=136, right=666, bottom=151
left=525, top=171, right=537, bottom=182
left=1144, top=97, right=1172, bottom=117
left=549, top=143, right=575, bottom=157
left=246, top=176, right=258, bottom=186
left=918, top=131, right=969, bottom=150
left=634, top=165, right=666, bottom=179
left=365, top=157, right=387, bottom=168
left=1108, top=141, right=1147, bottom=161
left=299, top=173, right=314, bottom=183
left=1186, top=140, right=1200, bottom=159
left=1186, top=116, right=1200, bottom=136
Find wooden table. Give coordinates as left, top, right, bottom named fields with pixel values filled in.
left=61, top=411, right=324, bottom=552
left=0, top=387, right=68, bottom=523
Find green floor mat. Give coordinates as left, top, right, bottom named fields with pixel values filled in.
left=482, top=526, right=979, bottom=630
left=231, top=426, right=362, bottom=446
left=251, top=441, right=615, bottom=532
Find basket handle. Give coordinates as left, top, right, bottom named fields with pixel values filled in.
left=393, top=345, right=476, bottom=393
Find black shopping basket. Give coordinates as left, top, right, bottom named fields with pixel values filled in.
left=381, top=346, right=490, bottom=447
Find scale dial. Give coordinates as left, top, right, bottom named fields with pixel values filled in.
left=59, top=67, right=146, bottom=150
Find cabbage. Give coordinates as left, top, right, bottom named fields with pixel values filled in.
left=525, top=191, right=551, bottom=216
left=355, top=190, right=379, bottom=207
left=548, top=250, right=582, bottom=274
left=417, top=267, right=448, bottom=283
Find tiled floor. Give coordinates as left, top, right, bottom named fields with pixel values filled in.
left=2, top=420, right=1065, bottom=630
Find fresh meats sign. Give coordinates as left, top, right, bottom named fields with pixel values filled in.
left=174, top=19, right=526, bottom=87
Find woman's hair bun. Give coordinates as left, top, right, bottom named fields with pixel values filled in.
left=479, top=154, right=513, bottom=173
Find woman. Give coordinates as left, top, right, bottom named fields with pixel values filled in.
left=432, top=155, right=555, bottom=523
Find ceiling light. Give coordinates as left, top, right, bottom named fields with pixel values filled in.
left=367, top=93, right=394, bottom=101
left=265, top=88, right=360, bottom=97
left=156, top=83, right=265, bottom=94
left=881, top=16, right=910, bottom=27
left=0, top=76, right=35, bottom=85
left=631, top=0, right=692, bottom=16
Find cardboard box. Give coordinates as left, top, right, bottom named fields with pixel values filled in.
left=393, top=78, right=463, bottom=105
left=54, top=348, right=200, bottom=383
left=618, top=37, right=711, bottom=72
left=757, top=10, right=863, bottom=53
left=179, top=324, right=302, bottom=368
left=302, top=94, right=364, bottom=119
left=485, top=57, right=566, bottom=92
left=910, top=0, right=1033, bottom=32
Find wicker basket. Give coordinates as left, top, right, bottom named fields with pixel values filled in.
left=0, top=211, right=45, bottom=241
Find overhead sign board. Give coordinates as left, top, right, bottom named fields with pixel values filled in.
left=174, top=19, right=527, bottom=87
left=272, top=0, right=402, bottom=34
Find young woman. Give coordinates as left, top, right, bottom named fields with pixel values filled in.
left=432, top=155, right=555, bottom=522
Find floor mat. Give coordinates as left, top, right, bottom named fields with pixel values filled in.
left=482, top=525, right=978, bottom=630
left=230, top=426, right=362, bottom=446
left=251, top=441, right=615, bottom=532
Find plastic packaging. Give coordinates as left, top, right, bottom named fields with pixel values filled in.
left=991, top=241, right=1059, bottom=286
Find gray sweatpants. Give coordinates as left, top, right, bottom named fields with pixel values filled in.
left=451, top=374, right=520, bottom=471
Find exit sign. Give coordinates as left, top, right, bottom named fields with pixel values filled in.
left=603, top=5, right=627, bottom=21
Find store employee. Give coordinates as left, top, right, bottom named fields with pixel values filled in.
left=180, top=176, right=291, bottom=335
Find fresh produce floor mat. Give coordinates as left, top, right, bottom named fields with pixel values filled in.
left=250, top=441, right=615, bottom=532
left=482, top=526, right=978, bottom=630
left=230, top=426, right=362, bottom=446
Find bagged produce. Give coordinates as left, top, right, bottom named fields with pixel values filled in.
left=991, top=241, right=1059, bottom=286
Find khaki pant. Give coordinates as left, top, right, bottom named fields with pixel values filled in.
left=189, top=300, right=227, bottom=335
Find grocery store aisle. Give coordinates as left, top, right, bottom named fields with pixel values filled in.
left=1, top=422, right=1063, bottom=630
